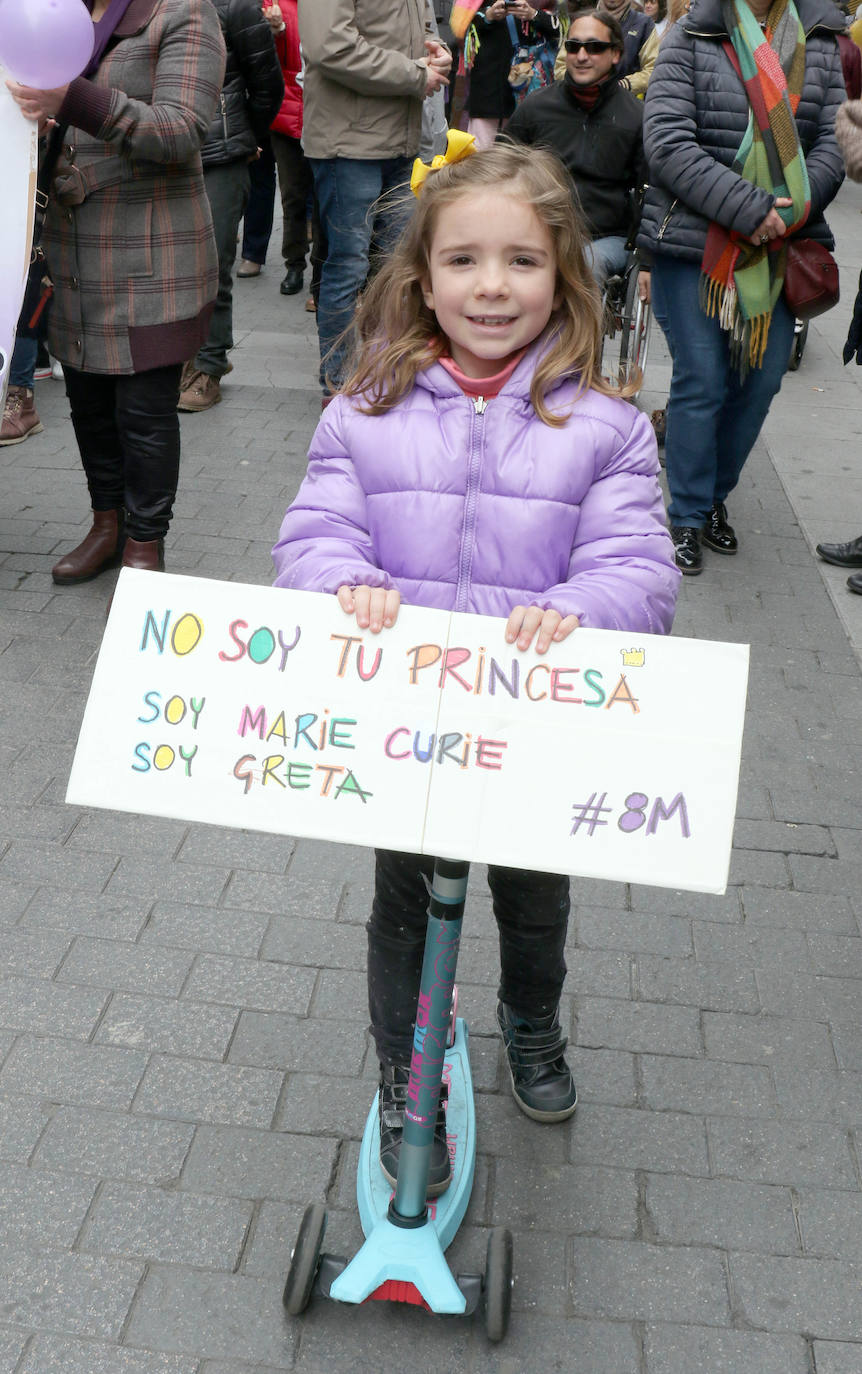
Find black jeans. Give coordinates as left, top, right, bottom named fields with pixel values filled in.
left=241, top=136, right=277, bottom=266
left=367, top=848, right=570, bottom=1066
left=63, top=363, right=182, bottom=541
left=196, top=159, right=251, bottom=378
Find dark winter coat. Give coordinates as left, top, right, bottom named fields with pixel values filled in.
left=467, top=8, right=559, bottom=121
left=638, top=0, right=845, bottom=264
left=617, top=6, right=655, bottom=80
left=506, top=72, right=647, bottom=239
left=202, top=0, right=284, bottom=166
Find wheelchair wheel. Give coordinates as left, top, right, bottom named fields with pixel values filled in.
left=787, top=319, right=808, bottom=372
left=602, top=265, right=651, bottom=396
left=617, top=266, right=652, bottom=388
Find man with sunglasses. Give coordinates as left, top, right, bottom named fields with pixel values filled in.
left=506, top=7, right=646, bottom=284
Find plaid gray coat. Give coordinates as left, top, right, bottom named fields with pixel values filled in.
left=43, top=0, right=226, bottom=375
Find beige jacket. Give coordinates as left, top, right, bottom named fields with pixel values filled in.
left=836, top=99, right=862, bottom=181
left=298, top=0, right=433, bottom=160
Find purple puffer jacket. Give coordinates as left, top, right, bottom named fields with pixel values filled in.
left=273, top=340, right=680, bottom=634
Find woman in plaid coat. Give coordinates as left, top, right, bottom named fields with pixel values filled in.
left=10, top=0, right=226, bottom=585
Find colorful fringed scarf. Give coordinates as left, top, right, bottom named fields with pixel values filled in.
left=700, top=0, right=811, bottom=374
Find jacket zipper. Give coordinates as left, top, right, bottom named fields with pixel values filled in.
left=657, top=197, right=678, bottom=241
left=220, top=92, right=228, bottom=143
left=455, top=395, right=486, bottom=612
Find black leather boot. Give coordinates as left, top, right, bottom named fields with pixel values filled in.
left=816, top=535, right=862, bottom=568
left=378, top=1063, right=451, bottom=1197
left=670, top=524, right=703, bottom=575
left=701, top=502, right=738, bottom=554
left=52, top=509, right=124, bottom=585
left=497, top=1002, right=578, bottom=1123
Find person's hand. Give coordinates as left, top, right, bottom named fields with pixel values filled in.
left=505, top=605, right=579, bottom=654
left=486, top=0, right=508, bottom=20
left=421, top=59, right=449, bottom=97
left=507, top=0, right=539, bottom=18
left=637, top=269, right=651, bottom=304
left=337, top=583, right=401, bottom=632
left=6, top=80, right=69, bottom=127
left=424, top=38, right=452, bottom=75
left=263, top=4, right=285, bottom=33
left=749, top=197, right=793, bottom=247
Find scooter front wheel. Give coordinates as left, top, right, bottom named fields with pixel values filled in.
left=283, top=1203, right=327, bottom=1315
left=483, top=1226, right=513, bottom=1342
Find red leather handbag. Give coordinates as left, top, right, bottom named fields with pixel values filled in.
left=783, top=239, right=840, bottom=320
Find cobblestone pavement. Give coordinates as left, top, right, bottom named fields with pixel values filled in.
left=1, top=178, right=862, bottom=1374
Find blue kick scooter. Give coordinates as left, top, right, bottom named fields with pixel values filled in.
left=282, top=857, right=514, bottom=1341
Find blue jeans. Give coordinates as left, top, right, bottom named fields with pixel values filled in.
left=586, top=234, right=628, bottom=287
left=10, top=335, right=37, bottom=389
left=309, top=155, right=414, bottom=392
left=651, top=255, right=795, bottom=526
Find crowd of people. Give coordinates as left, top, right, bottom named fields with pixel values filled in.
left=2, top=0, right=862, bottom=1191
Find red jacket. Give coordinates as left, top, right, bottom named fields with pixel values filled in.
left=270, top=0, right=303, bottom=138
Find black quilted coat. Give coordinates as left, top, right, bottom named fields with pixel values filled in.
left=638, top=0, right=845, bottom=264
left=202, top=0, right=284, bottom=166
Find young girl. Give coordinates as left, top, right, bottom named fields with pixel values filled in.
left=273, top=141, right=679, bottom=1196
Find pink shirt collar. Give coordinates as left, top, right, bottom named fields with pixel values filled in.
left=437, top=347, right=529, bottom=399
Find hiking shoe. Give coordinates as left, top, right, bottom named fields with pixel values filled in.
left=497, top=1002, right=578, bottom=1123
left=378, top=1063, right=451, bottom=1197
left=177, top=370, right=221, bottom=412
left=0, top=386, right=44, bottom=445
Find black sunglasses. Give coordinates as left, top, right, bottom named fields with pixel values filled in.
left=564, top=38, right=614, bottom=53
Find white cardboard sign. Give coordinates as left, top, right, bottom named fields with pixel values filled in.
left=66, top=570, right=750, bottom=893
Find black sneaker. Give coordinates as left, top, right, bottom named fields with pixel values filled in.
left=701, top=502, right=738, bottom=555
left=496, top=1002, right=578, bottom=1123
left=378, top=1063, right=451, bottom=1197
left=670, top=524, right=703, bottom=575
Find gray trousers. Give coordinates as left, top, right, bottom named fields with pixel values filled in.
left=195, top=159, right=251, bottom=378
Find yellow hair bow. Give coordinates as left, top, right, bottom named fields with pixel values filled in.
left=410, top=129, right=477, bottom=197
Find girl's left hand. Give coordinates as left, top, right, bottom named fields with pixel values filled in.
left=337, top=583, right=401, bottom=632
left=505, top=605, right=579, bottom=654
left=6, top=80, right=69, bottom=125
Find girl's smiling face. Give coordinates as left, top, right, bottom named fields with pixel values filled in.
left=421, top=189, right=560, bottom=379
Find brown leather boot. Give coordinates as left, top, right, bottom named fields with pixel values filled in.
left=0, top=386, right=44, bottom=446
left=52, top=509, right=124, bottom=585
left=121, top=536, right=165, bottom=572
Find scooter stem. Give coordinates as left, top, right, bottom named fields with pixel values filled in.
left=390, top=857, right=469, bottom=1223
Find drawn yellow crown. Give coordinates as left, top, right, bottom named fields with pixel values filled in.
left=621, top=648, right=645, bottom=667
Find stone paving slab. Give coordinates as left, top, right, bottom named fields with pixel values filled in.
left=1, top=180, right=862, bottom=1373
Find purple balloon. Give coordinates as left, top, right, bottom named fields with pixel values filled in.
left=0, top=0, right=94, bottom=89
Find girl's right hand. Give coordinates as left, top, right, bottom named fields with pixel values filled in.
left=486, top=1, right=508, bottom=20
left=337, top=584, right=401, bottom=633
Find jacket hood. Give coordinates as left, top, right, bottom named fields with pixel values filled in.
left=684, top=0, right=844, bottom=36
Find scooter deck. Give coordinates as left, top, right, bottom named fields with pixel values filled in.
left=328, top=1017, right=476, bottom=1311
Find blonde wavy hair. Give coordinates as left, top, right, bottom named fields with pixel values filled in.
left=340, top=141, right=635, bottom=427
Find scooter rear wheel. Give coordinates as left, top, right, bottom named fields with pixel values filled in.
left=283, top=1203, right=327, bottom=1315
left=483, top=1226, right=513, bottom=1342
